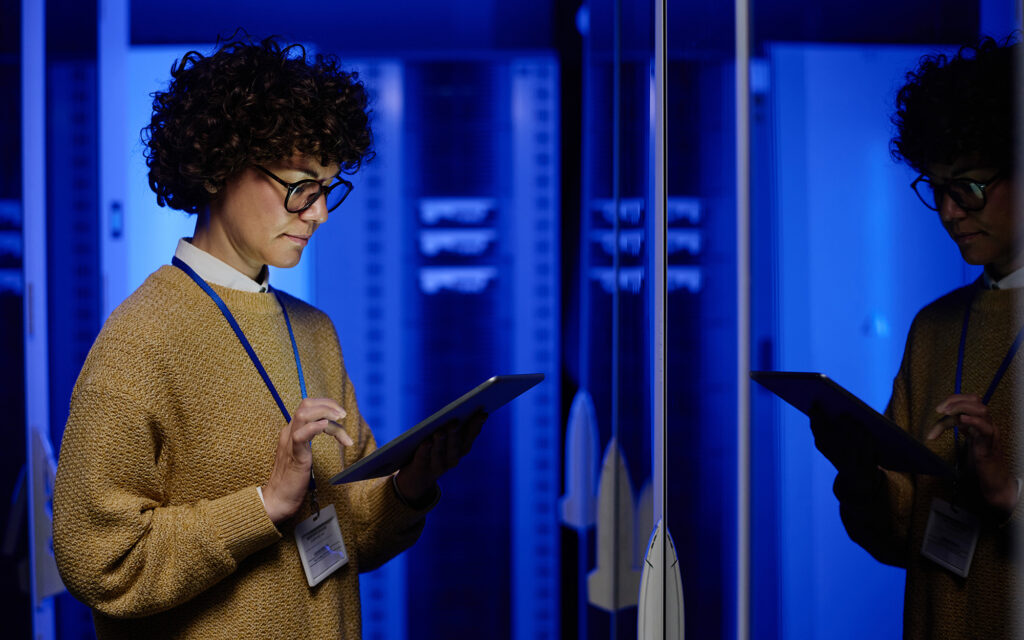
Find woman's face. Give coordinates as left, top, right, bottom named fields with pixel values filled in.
left=928, top=161, right=1022, bottom=279
left=203, top=154, right=341, bottom=279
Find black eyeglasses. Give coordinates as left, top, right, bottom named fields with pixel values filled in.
left=254, top=165, right=353, bottom=214
left=910, top=170, right=1004, bottom=212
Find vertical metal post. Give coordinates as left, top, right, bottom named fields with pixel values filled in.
left=22, top=0, right=56, bottom=636
left=735, top=0, right=752, bottom=638
left=611, top=1, right=622, bottom=636
left=1014, top=22, right=1024, bottom=640
left=653, top=0, right=669, bottom=632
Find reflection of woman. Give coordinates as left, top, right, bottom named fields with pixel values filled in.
left=53, top=37, right=480, bottom=639
left=812, top=37, right=1021, bottom=639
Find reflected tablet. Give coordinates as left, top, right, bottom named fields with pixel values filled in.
left=750, top=371, right=953, bottom=477
left=330, top=373, right=545, bottom=484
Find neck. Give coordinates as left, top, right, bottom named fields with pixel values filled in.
left=191, top=213, right=264, bottom=281
left=988, top=252, right=1024, bottom=281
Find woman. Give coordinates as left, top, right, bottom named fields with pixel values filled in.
left=812, top=37, right=1021, bottom=639
left=52, top=36, right=479, bottom=639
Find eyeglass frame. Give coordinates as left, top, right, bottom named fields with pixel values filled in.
left=254, top=164, right=354, bottom=214
left=909, top=169, right=1005, bottom=213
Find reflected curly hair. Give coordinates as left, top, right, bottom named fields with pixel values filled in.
left=890, top=35, right=1018, bottom=174
left=144, top=36, right=373, bottom=213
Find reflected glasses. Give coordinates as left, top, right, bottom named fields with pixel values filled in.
left=910, top=170, right=1004, bottom=212
left=255, top=165, right=353, bottom=213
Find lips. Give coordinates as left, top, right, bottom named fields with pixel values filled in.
left=284, top=234, right=311, bottom=247
left=953, top=231, right=984, bottom=242
left=948, top=225, right=985, bottom=241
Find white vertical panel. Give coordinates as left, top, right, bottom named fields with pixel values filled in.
left=22, top=0, right=57, bottom=635
left=111, top=43, right=317, bottom=309
left=99, top=0, right=130, bottom=316
left=122, top=46, right=208, bottom=303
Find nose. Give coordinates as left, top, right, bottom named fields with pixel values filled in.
left=299, top=194, right=329, bottom=226
left=937, top=191, right=968, bottom=223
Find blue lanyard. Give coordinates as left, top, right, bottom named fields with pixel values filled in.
left=954, top=296, right=1024, bottom=448
left=173, top=256, right=320, bottom=514
left=172, top=257, right=307, bottom=414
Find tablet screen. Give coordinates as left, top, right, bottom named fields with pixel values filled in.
left=330, top=373, right=545, bottom=484
left=751, top=371, right=952, bottom=477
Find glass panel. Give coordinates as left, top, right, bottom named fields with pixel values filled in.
left=570, top=0, right=651, bottom=637
left=663, top=2, right=739, bottom=639
left=33, top=2, right=1021, bottom=639
left=750, top=4, right=1022, bottom=639
left=571, top=1, right=738, bottom=638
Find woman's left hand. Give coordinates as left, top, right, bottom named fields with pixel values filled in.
left=394, top=411, right=488, bottom=504
left=927, top=393, right=1019, bottom=512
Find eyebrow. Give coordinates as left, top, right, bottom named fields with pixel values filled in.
left=289, top=165, right=342, bottom=183
left=290, top=166, right=321, bottom=180
left=950, top=164, right=998, bottom=178
left=925, top=168, right=990, bottom=182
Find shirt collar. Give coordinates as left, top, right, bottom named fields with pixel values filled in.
left=174, top=238, right=270, bottom=293
left=984, top=265, right=1024, bottom=290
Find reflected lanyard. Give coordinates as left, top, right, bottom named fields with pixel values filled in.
left=953, top=296, right=1024, bottom=458
left=172, top=256, right=320, bottom=515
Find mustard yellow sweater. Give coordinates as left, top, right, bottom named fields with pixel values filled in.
left=836, top=281, right=1022, bottom=639
left=53, top=265, right=431, bottom=639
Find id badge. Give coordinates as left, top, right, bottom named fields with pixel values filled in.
left=920, top=497, right=980, bottom=578
left=294, top=504, right=349, bottom=587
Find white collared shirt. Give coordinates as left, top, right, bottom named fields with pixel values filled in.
left=174, top=238, right=270, bottom=292
left=984, top=265, right=1024, bottom=290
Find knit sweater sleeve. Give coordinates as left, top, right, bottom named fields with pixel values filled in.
left=337, top=371, right=433, bottom=573
left=53, top=362, right=281, bottom=619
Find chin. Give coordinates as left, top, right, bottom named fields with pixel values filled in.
left=957, top=247, right=991, bottom=267
left=271, top=252, right=305, bottom=270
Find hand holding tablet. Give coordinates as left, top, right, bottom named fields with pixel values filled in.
left=751, top=371, right=953, bottom=477
left=331, top=373, right=545, bottom=485
left=393, top=409, right=489, bottom=503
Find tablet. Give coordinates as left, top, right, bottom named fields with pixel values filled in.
left=750, top=371, right=953, bottom=477
left=330, top=373, right=545, bottom=484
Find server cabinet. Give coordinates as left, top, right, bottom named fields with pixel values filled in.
left=313, top=57, right=561, bottom=640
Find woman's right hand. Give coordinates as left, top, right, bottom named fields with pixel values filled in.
left=261, top=397, right=353, bottom=524
left=809, top=410, right=882, bottom=495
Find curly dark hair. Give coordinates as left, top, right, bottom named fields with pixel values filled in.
left=143, top=36, right=373, bottom=213
left=890, top=35, right=1018, bottom=174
